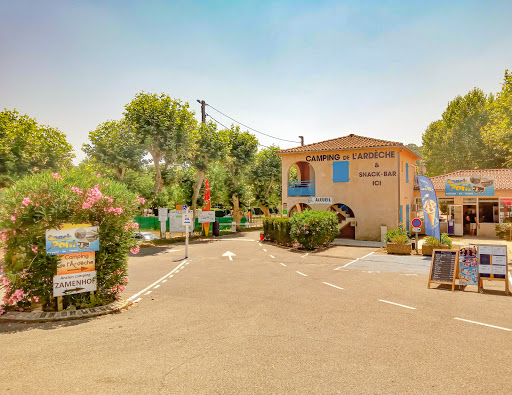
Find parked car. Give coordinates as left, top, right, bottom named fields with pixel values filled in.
left=134, top=232, right=160, bottom=242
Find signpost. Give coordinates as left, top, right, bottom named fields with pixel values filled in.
left=158, top=207, right=168, bottom=239
left=411, top=218, right=422, bottom=254
left=182, top=210, right=192, bottom=259
left=53, top=271, right=97, bottom=297
left=428, top=249, right=458, bottom=291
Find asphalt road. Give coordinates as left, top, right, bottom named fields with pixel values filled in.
left=1, top=232, right=511, bottom=394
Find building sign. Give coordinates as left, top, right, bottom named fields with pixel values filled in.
left=445, top=176, right=494, bottom=196
left=305, top=150, right=396, bottom=162
left=307, top=197, right=333, bottom=204
left=53, top=271, right=97, bottom=297
left=46, top=224, right=99, bottom=255
left=282, top=202, right=288, bottom=215
left=198, top=211, right=215, bottom=223
left=57, top=252, right=95, bottom=275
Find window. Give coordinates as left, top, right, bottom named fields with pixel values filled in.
left=499, top=199, right=512, bottom=223
left=479, top=198, right=499, bottom=223
left=332, top=161, right=349, bottom=182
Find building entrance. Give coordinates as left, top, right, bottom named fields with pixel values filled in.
left=328, top=203, right=355, bottom=239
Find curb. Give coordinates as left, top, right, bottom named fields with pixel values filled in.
left=0, top=298, right=132, bottom=323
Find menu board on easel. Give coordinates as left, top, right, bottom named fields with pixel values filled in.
left=428, top=249, right=459, bottom=291
left=478, top=244, right=510, bottom=295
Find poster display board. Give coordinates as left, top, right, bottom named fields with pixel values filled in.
left=478, top=244, right=509, bottom=295
left=57, top=252, right=95, bottom=275
left=428, top=249, right=458, bottom=291
left=458, top=245, right=478, bottom=286
left=198, top=211, right=215, bottom=223
left=46, top=224, right=99, bottom=255
left=169, top=210, right=186, bottom=233
left=445, top=175, right=494, bottom=196
left=53, top=271, right=97, bottom=297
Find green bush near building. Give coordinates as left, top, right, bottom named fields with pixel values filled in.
left=289, top=210, right=338, bottom=250
left=385, top=224, right=410, bottom=244
left=263, top=217, right=292, bottom=245
left=495, top=223, right=512, bottom=240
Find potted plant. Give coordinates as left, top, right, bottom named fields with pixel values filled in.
left=386, top=224, right=412, bottom=255
left=421, top=233, right=453, bottom=256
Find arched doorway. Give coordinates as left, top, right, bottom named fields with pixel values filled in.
left=288, top=203, right=312, bottom=216
left=328, top=203, right=356, bottom=239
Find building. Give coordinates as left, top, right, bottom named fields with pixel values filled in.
left=413, top=169, right=512, bottom=238
left=277, top=134, right=421, bottom=241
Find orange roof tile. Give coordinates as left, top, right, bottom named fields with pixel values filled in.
left=277, top=134, right=419, bottom=158
left=427, top=169, right=512, bottom=190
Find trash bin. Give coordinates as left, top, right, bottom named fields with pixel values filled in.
left=213, top=221, right=220, bottom=237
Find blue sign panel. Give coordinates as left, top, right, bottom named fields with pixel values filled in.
left=445, top=176, right=494, bottom=196
left=417, top=175, right=441, bottom=242
left=46, top=224, right=100, bottom=255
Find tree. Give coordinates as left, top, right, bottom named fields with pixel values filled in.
left=482, top=70, right=512, bottom=167
left=189, top=121, right=229, bottom=217
left=0, top=109, right=74, bottom=187
left=82, top=120, right=146, bottom=181
left=124, top=92, right=197, bottom=194
left=249, top=145, right=282, bottom=217
left=223, top=126, right=259, bottom=229
left=422, top=88, right=492, bottom=176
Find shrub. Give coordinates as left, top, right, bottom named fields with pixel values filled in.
left=495, top=223, right=512, bottom=240
left=385, top=224, right=409, bottom=244
left=263, top=217, right=292, bottom=245
left=0, top=170, right=145, bottom=314
left=423, top=233, right=453, bottom=248
left=289, top=210, right=338, bottom=250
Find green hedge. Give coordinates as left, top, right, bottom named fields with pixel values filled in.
left=134, top=216, right=247, bottom=232
left=263, top=217, right=292, bottom=245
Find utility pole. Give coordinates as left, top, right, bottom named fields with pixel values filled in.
left=299, top=136, right=304, bottom=146
left=196, top=99, right=206, bottom=124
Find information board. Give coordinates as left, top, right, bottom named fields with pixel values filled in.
left=428, top=249, right=458, bottom=291
left=458, top=245, right=478, bottom=286
left=477, top=244, right=509, bottom=295
left=198, top=211, right=215, bottom=223
left=53, top=271, right=97, bottom=297
left=169, top=210, right=186, bottom=233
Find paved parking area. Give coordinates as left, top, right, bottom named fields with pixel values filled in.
left=337, top=252, right=433, bottom=274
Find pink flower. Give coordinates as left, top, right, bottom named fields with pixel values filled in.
left=118, top=285, right=126, bottom=292
left=95, top=174, right=101, bottom=177
left=297, top=230, right=301, bottom=233
left=130, top=245, right=140, bottom=254
left=133, top=223, right=139, bottom=229
left=31, top=245, right=39, bottom=253
left=2, top=277, right=11, bottom=286
left=52, top=173, right=63, bottom=180
left=22, top=197, right=33, bottom=206
left=71, top=187, right=83, bottom=194
left=18, top=308, right=24, bottom=312
left=0, top=266, right=4, bottom=273
left=82, top=202, right=92, bottom=209
left=124, top=276, right=128, bottom=283
left=33, top=296, right=40, bottom=302
left=136, top=196, right=145, bottom=205
left=10, top=215, right=16, bottom=222
left=0, top=306, right=5, bottom=315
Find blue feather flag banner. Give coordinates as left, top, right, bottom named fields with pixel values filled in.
left=417, top=175, right=441, bottom=242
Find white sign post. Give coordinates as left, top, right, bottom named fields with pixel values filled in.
left=158, top=207, right=168, bottom=239
left=182, top=210, right=193, bottom=259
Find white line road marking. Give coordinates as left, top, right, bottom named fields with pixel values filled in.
left=153, top=285, right=161, bottom=289
left=336, top=252, right=375, bottom=270
left=399, top=273, right=419, bottom=276
left=258, top=243, right=262, bottom=247
left=454, top=318, right=512, bottom=332
left=296, top=271, right=308, bottom=277
left=162, top=280, right=167, bottom=283
left=301, top=253, right=309, bottom=258
left=280, top=263, right=287, bottom=267
left=127, top=260, right=187, bottom=301
left=185, top=262, right=190, bottom=265
left=144, top=291, right=152, bottom=295
left=365, top=270, right=380, bottom=274
left=221, top=238, right=255, bottom=242
left=270, top=255, right=275, bottom=259
left=263, top=249, right=267, bottom=252
left=169, top=275, right=174, bottom=278
left=133, top=298, right=142, bottom=303
left=322, top=282, right=344, bottom=290
left=175, top=270, right=180, bottom=273
left=378, top=299, right=416, bottom=310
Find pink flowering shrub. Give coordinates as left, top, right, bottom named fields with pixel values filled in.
left=289, top=210, right=339, bottom=250
left=0, top=170, right=146, bottom=313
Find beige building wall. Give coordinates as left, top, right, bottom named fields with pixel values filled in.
left=280, top=146, right=418, bottom=241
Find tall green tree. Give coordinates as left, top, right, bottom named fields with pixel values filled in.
left=189, top=121, right=230, bottom=216
left=422, top=88, right=491, bottom=176
left=249, top=145, right=282, bottom=217
left=124, top=92, right=197, bottom=194
left=482, top=70, right=512, bottom=167
left=82, top=120, right=146, bottom=181
left=0, top=109, right=74, bottom=187
left=224, top=125, right=259, bottom=229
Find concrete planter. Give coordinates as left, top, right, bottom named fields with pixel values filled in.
left=421, top=244, right=450, bottom=256
left=386, top=243, right=412, bottom=255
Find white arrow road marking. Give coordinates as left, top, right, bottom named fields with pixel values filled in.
left=222, top=251, right=236, bottom=261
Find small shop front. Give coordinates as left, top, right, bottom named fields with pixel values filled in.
left=413, top=169, right=512, bottom=238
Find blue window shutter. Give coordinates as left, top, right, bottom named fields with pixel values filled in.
left=406, top=163, right=409, bottom=183
left=406, top=205, right=410, bottom=231
left=332, top=161, right=349, bottom=182
left=400, top=206, right=403, bottom=223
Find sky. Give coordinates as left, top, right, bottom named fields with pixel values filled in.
left=1, top=0, right=512, bottom=164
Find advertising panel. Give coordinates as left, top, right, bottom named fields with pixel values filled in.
left=46, top=224, right=99, bottom=255
left=445, top=175, right=494, bottom=196
left=57, top=252, right=95, bottom=275
left=169, top=211, right=186, bottom=233
left=53, top=271, right=97, bottom=297
left=417, top=175, right=441, bottom=242
left=198, top=211, right=215, bottom=223
left=458, top=245, right=478, bottom=285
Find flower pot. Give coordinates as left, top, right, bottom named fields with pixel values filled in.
left=386, top=243, right=412, bottom=255
left=421, top=244, right=449, bottom=256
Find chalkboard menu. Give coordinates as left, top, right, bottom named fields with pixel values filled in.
left=428, top=249, right=458, bottom=291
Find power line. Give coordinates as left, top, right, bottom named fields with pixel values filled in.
left=206, top=103, right=301, bottom=144
left=206, top=113, right=271, bottom=149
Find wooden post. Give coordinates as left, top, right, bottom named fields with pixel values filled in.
left=57, top=296, right=63, bottom=312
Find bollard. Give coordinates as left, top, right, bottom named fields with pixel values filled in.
left=231, top=221, right=236, bottom=232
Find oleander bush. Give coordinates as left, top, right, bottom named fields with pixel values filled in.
left=495, top=223, right=512, bottom=240
left=385, top=224, right=410, bottom=244
left=263, top=217, right=292, bottom=245
left=0, top=170, right=146, bottom=314
left=289, top=210, right=338, bottom=250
